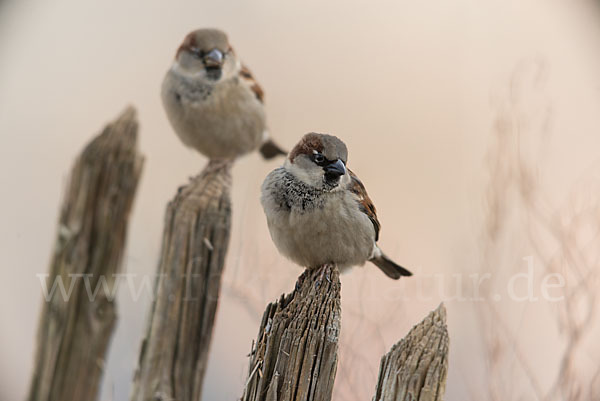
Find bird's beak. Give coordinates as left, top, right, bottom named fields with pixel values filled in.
left=324, top=159, right=346, bottom=181
left=204, top=49, right=224, bottom=68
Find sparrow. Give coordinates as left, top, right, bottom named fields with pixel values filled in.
left=161, top=28, right=286, bottom=160
left=261, top=132, right=412, bottom=279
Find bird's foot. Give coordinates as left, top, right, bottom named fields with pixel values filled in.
left=295, top=269, right=308, bottom=292
left=314, top=264, right=332, bottom=289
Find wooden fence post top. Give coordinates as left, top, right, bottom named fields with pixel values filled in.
left=131, top=158, right=233, bottom=401
left=243, top=264, right=341, bottom=401
left=373, top=303, right=449, bottom=401
left=28, top=106, right=143, bottom=401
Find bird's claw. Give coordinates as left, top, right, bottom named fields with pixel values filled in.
left=295, top=269, right=308, bottom=291
left=314, top=264, right=331, bottom=289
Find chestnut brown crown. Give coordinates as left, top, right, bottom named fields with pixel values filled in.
left=289, top=133, right=348, bottom=164
left=176, top=28, right=231, bottom=59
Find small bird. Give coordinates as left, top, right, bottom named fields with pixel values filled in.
left=161, top=28, right=286, bottom=160
left=261, top=133, right=412, bottom=279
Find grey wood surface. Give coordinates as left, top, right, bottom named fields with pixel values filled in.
left=130, top=160, right=232, bottom=401
left=27, top=106, right=144, bottom=401
left=242, top=265, right=341, bottom=401
left=373, top=304, right=449, bottom=401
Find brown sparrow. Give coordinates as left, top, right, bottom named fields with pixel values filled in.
left=161, top=28, right=286, bottom=160
left=261, top=133, right=412, bottom=279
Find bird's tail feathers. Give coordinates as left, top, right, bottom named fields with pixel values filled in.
left=370, top=251, right=412, bottom=280
left=259, top=139, right=287, bottom=159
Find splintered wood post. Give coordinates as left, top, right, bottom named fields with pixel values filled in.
left=27, top=107, right=144, bottom=401
left=242, top=264, right=341, bottom=401
left=373, top=303, right=449, bottom=401
left=131, top=160, right=232, bottom=401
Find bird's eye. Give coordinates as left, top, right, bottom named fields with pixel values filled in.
left=313, top=153, right=326, bottom=165
left=189, top=48, right=203, bottom=58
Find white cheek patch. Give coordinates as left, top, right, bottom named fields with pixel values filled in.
left=284, top=159, right=322, bottom=186
left=171, top=61, right=205, bottom=79
left=327, top=176, right=350, bottom=192
left=334, top=173, right=352, bottom=190
left=285, top=160, right=310, bottom=184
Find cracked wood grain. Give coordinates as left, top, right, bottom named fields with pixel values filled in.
left=131, top=159, right=232, bottom=401
left=373, top=303, right=449, bottom=401
left=28, top=106, right=144, bottom=401
left=242, top=265, right=341, bottom=401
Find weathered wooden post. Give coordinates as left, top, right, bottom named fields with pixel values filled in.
left=242, top=264, right=341, bottom=401
left=373, top=303, right=449, bottom=401
left=28, top=106, right=144, bottom=401
left=131, top=159, right=232, bottom=401
left=242, top=273, right=448, bottom=401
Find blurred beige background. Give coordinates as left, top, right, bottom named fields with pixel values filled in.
left=1, top=0, right=600, bottom=400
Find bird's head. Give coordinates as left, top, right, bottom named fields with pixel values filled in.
left=285, top=133, right=349, bottom=190
left=173, top=28, right=238, bottom=82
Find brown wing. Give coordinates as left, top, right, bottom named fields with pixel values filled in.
left=348, top=169, right=381, bottom=241
left=239, top=64, right=264, bottom=103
